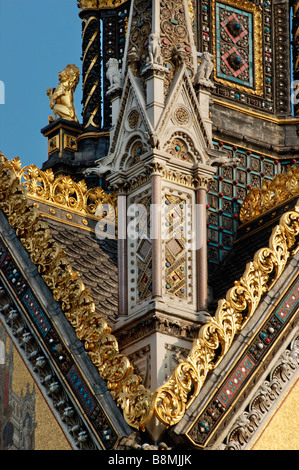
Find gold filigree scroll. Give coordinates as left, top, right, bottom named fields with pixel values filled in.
left=0, top=153, right=154, bottom=431
left=0, top=152, right=298, bottom=431
left=153, top=204, right=299, bottom=426
left=240, top=166, right=299, bottom=224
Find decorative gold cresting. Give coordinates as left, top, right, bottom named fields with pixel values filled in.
left=47, top=65, right=80, bottom=122
left=240, top=166, right=299, bottom=224
left=0, top=153, right=298, bottom=431
left=78, top=0, right=128, bottom=9
left=16, top=163, right=117, bottom=217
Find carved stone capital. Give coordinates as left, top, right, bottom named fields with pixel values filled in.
left=145, top=161, right=166, bottom=177
left=193, top=163, right=216, bottom=190
left=193, top=174, right=213, bottom=190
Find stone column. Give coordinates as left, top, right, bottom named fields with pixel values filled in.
left=117, top=190, right=128, bottom=316
left=150, top=163, right=163, bottom=299
left=195, top=178, right=209, bottom=311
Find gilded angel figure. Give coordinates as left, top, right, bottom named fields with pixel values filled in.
left=47, top=64, right=80, bottom=122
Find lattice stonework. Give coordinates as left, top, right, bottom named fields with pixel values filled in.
left=164, top=194, right=187, bottom=299
left=162, top=188, right=195, bottom=304
left=128, top=189, right=153, bottom=307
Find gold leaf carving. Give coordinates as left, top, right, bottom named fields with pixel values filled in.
left=240, top=166, right=299, bottom=223
left=16, top=163, right=118, bottom=218
left=152, top=203, right=299, bottom=426
left=0, top=153, right=153, bottom=430
left=0, top=152, right=298, bottom=431
left=78, top=0, right=128, bottom=10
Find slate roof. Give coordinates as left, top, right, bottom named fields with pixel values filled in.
left=29, top=199, right=119, bottom=326
left=47, top=219, right=118, bottom=324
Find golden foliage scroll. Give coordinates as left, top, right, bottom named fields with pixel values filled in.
left=0, top=153, right=298, bottom=429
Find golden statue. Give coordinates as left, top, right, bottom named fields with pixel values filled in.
left=47, top=64, right=80, bottom=122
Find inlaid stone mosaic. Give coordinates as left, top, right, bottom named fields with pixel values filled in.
left=215, top=2, right=254, bottom=87
left=187, top=275, right=299, bottom=447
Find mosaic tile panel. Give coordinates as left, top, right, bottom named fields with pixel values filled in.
left=22, top=290, right=51, bottom=338
left=127, top=190, right=153, bottom=306
left=215, top=2, right=254, bottom=88
left=187, top=275, right=299, bottom=447
left=275, top=283, right=299, bottom=323
left=136, top=194, right=153, bottom=302
left=197, top=0, right=288, bottom=112
left=217, top=354, right=255, bottom=408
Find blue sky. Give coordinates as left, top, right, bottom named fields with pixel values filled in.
left=0, top=0, right=82, bottom=168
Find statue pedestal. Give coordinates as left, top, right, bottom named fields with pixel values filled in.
left=41, top=118, right=82, bottom=174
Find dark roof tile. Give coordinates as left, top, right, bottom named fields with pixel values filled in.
left=42, top=216, right=119, bottom=325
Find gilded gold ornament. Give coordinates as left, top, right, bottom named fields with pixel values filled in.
left=0, top=152, right=298, bottom=431
left=47, top=65, right=80, bottom=122
left=17, top=163, right=117, bottom=218
left=152, top=203, right=299, bottom=426
left=78, top=0, right=129, bottom=10
left=240, top=166, right=299, bottom=223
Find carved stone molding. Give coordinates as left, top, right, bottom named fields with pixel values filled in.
left=116, top=314, right=199, bottom=350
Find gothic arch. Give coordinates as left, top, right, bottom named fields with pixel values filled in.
left=162, top=131, right=204, bottom=165
left=119, top=133, right=149, bottom=170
